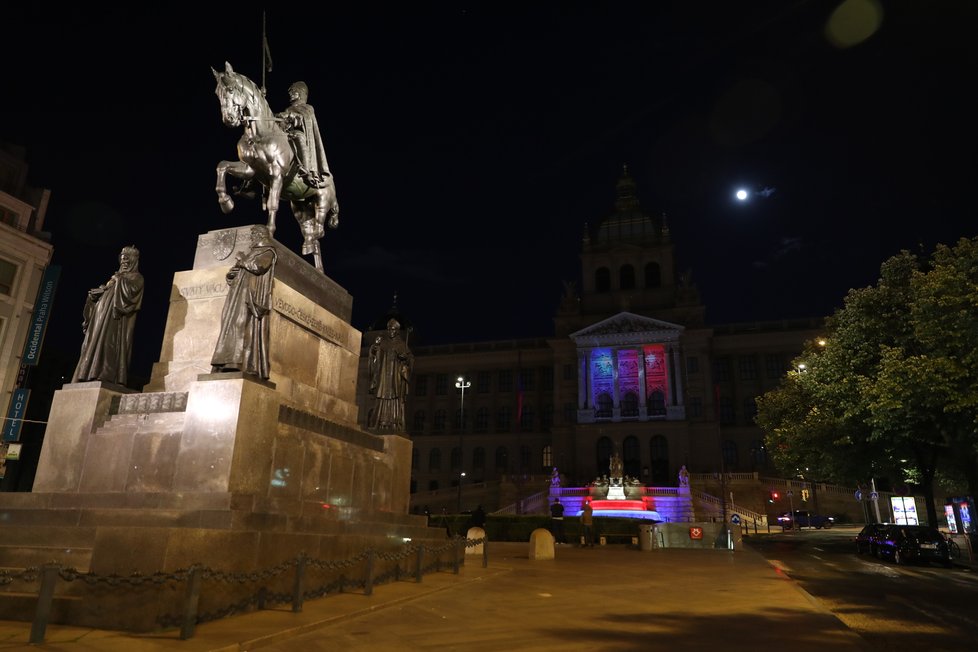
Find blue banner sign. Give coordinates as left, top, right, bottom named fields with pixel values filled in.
left=3, top=388, right=30, bottom=442
left=21, top=264, right=60, bottom=366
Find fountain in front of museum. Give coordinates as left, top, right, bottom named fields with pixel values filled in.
left=548, top=455, right=693, bottom=522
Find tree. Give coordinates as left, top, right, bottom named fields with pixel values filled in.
left=757, top=240, right=978, bottom=528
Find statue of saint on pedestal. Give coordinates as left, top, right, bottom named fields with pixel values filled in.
left=367, top=318, right=413, bottom=430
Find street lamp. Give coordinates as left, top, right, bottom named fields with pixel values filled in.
left=455, top=375, right=471, bottom=513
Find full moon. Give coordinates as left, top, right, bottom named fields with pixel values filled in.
left=735, top=189, right=749, bottom=201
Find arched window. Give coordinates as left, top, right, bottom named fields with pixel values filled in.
left=429, top=448, right=441, bottom=472
left=495, top=446, right=509, bottom=471
left=519, top=445, right=531, bottom=472
left=595, top=267, right=611, bottom=292
left=621, top=392, right=639, bottom=417
left=722, top=440, right=739, bottom=469
left=542, top=445, right=553, bottom=469
left=596, top=393, right=613, bottom=418
left=412, top=410, right=425, bottom=434
left=647, top=390, right=666, bottom=416
left=520, top=405, right=534, bottom=430
left=649, top=435, right=669, bottom=485
left=619, top=264, right=635, bottom=290
left=623, top=436, right=640, bottom=478
left=433, top=409, right=446, bottom=432
left=473, top=446, right=486, bottom=469
left=475, top=407, right=490, bottom=432
left=645, top=262, right=661, bottom=288
left=596, top=436, right=613, bottom=477
left=451, top=446, right=461, bottom=470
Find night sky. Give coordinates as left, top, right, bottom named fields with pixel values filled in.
left=3, top=2, right=977, bottom=384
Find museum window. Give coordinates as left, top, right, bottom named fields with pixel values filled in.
left=429, top=449, right=441, bottom=472
left=434, top=374, right=448, bottom=395
left=621, top=392, right=639, bottom=417
left=722, top=440, right=739, bottom=469
left=647, top=390, right=666, bottom=417
left=623, top=436, right=640, bottom=477
left=738, top=355, right=757, bottom=380
left=474, top=407, right=489, bottom=433
left=541, top=404, right=554, bottom=430
left=497, top=369, right=513, bottom=392
left=414, top=375, right=428, bottom=397
left=765, top=353, right=787, bottom=379
left=719, top=397, right=735, bottom=424
left=472, top=446, right=486, bottom=469
left=540, top=366, right=553, bottom=390
left=649, top=435, right=669, bottom=485
left=520, top=405, right=534, bottom=430
left=595, top=393, right=613, bottom=418
left=619, top=264, right=635, bottom=290
left=713, top=357, right=731, bottom=382
left=433, top=409, right=446, bottom=433
left=412, top=410, right=425, bottom=435
left=645, top=262, right=661, bottom=288
left=519, top=368, right=535, bottom=391
left=495, top=406, right=511, bottom=432
left=749, top=439, right=767, bottom=469
left=454, top=407, right=467, bottom=432
left=595, top=267, right=611, bottom=292
left=495, top=446, right=509, bottom=471
left=688, top=396, right=703, bottom=418
left=0, top=258, right=17, bottom=296
left=743, top=397, right=758, bottom=423
left=476, top=370, right=491, bottom=393
left=686, top=356, right=699, bottom=374
left=542, top=445, right=553, bottom=469
left=451, top=447, right=461, bottom=470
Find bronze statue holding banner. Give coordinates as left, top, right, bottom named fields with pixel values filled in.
left=72, top=246, right=144, bottom=386
left=213, top=63, right=339, bottom=273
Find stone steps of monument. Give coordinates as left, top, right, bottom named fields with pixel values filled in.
left=0, top=545, right=94, bottom=573
left=0, top=591, right=85, bottom=624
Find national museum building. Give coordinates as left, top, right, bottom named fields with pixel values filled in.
left=357, top=169, right=821, bottom=510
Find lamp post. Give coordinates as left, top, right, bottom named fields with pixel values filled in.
left=455, top=375, right=471, bottom=513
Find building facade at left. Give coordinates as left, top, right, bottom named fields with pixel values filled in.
left=0, top=143, right=55, bottom=480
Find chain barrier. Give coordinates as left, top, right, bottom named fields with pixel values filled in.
left=9, top=536, right=488, bottom=643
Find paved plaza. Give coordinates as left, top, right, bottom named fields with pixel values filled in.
left=0, top=537, right=875, bottom=651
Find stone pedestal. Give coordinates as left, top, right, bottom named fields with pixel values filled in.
left=0, top=226, right=438, bottom=631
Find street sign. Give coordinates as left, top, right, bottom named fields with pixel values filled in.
left=869, top=491, right=879, bottom=502
left=730, top=514, right=741, bottom=524
left=855, top=489, right=863, bottom=501
left=786, top=490, right=794, bottom=497
left=689, top=527, right=703, bottom=540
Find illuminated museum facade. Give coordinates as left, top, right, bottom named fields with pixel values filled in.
left=357, top=169, right=821, bottom=510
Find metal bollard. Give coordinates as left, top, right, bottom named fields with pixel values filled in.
left=364, top=549, right=376, bottom=596
left=29, top=563, right=61, bottom=645
left=482, top=537, right=489, bottom=568
left=179, top=566, right=202, bottom=641
left=453, top=538, right=462, bottom=574
left=292, top=552, right=307, bottom=613
left=415, top=544, right=425, bottom=582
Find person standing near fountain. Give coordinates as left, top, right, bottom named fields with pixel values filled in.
left=550, top=498, right=566, bottom=544
left=580, top=500, right=594, bottom=547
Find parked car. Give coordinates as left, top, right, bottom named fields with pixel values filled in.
left=777, top=510, right=835, bottom=529
left=855, top=523, right=888, bottom=555
left=875, top=524, right=952, bottom=567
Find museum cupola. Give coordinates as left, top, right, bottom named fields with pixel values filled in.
left=576, top=165, right=703, bottom=327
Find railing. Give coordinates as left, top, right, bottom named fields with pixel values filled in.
left=0, top=536, right=488, bottom=644
left=697, top=491, right=768, bottom=526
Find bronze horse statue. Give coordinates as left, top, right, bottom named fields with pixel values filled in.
left=213, top=62, right=339, bottom=273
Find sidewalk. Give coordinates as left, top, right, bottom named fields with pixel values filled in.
left=0, top=541, right=871, bottom=651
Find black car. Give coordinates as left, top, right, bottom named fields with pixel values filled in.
left=874, top=524, right=952, bottom=567
left=855, top=523, right=888, bottom=555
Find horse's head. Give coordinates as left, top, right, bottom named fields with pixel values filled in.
left=213, top=62, right=268, bottom=128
